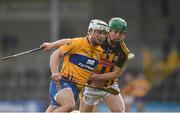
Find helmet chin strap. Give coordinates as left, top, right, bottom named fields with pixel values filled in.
left=107, top=36, right=113, bottom=46
left=88, top=29, right=104, bottom=46
left=88, top=30, right=95, bottom=45
left=108, top=36, right=120, bottom=47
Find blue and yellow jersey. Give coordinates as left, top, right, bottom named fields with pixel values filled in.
left=130, top=78, right=151, bottom=97
left=58, top=37, right=103, bottom=89
left=93, top=39, right=129, bottom=86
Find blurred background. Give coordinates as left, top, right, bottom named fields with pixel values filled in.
left=0, top=0, right=180, bottom=112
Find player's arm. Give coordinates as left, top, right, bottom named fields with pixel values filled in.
left=50, top=39, right=80, bottom=81
left=50, top=48, right=64, bottom=81
left=40, top=39, right=71, bottom=51
left=90, top=52, right=128, bottom=81
left=90, top=65, right=125, bottom=81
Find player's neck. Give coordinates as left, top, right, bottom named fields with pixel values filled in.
left=87, top=36, right=97, bottom=46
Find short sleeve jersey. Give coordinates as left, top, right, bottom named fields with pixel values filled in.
left=58, top=37, right=103, bottom=89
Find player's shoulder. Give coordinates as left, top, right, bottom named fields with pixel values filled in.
left=120, top=40, right=129, bottom=54
left=70, top=36, right=87, bottom=44
left=66, top=37, right=85, bottom=46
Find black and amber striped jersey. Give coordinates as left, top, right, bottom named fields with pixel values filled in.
left=94, top=38, right=129, bottom=74
left=93, top=38, right=129, bottom=86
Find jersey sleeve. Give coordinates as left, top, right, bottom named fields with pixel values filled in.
left=114, top=53, right=128, bottom=68
left=114, top=41, right=129, bottom=68
left=58, top=38, right=81, bottom=56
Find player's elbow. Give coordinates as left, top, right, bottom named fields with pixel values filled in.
left=50, top=49, right=62, bottom=60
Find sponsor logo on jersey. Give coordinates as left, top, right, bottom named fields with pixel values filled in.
left=69, top=54, right=98, bottom=71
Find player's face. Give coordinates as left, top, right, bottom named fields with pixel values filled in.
left=91, top=30, right=108, bottom=45
left=109, top=29, right=126, bottom=45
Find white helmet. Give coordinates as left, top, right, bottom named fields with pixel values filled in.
left=88, top=19, right=109, bottom=32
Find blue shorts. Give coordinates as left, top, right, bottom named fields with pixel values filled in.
left=49, top=77, right=80, bottom=105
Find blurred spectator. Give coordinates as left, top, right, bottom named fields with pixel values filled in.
left=131, top=72, right=152, bottom=112
left=121, top=72, right=135, bottom=112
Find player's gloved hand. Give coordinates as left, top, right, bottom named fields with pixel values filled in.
left=40, top=42, right=53, bottom=51
left=51, top=73, right=60, bottom=82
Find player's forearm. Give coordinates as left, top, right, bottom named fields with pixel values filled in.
left=90, top=66, right=125, bottom=81
left=90, top=70, right=120, bottom=81
left=52, top=39, right=71, bottom=48
left=50, top=50, right=61, bottom=74
left=40, top=39, right=71, bottom=51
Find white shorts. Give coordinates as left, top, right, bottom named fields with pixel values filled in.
left=82, top=82, right=120, bottom=105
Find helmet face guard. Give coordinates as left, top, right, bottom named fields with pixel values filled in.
left=109, top=17, right=127, bottom=33
left=88, top=19, right=109, bottom=32
left=88, top=19, right=109, bottom=45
